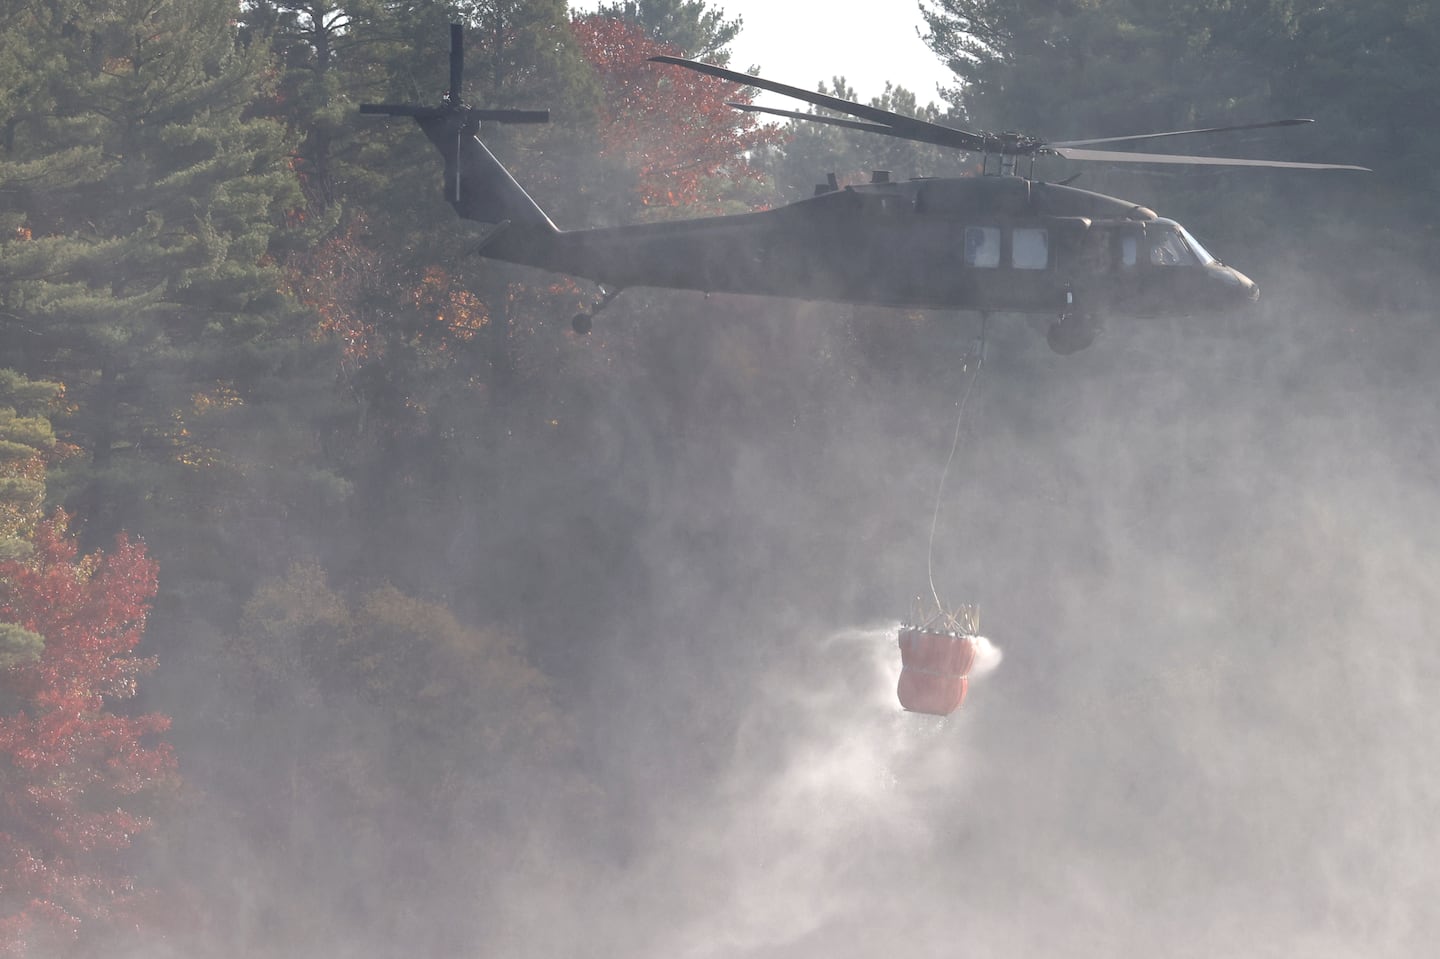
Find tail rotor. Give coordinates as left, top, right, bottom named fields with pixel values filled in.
left=359, top=22, right=549, bottom=125
left=359, top=23, right=555, bottom=230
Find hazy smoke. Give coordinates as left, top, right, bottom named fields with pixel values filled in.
left=485, top=273, right=1440, bottom=959
left=137, top=259, right=1438, bottom=959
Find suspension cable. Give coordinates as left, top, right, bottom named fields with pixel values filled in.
left=926, top=315, right=988, bottom=618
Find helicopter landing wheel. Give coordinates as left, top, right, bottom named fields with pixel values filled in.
left=572, top=286, right=623, bottom=335
left=1047, top=312, right=1101, bottom=355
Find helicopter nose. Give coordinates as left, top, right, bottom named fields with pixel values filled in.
left=1214, top=265, right=1259, bottom=307
left=1237, top=270, right=1260, bottom=305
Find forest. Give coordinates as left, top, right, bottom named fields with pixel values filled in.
left=2, top=1, right=1438, bottom=956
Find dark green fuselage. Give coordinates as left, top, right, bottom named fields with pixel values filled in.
left=434, top=120, right=1260, bottom=321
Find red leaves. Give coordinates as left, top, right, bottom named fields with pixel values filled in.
left=571, top=15, right=784, bottom=214
left=0, top=514, right=175, bottom=958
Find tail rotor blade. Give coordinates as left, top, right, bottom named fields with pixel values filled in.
left=449, top=23, right=464, bottom=104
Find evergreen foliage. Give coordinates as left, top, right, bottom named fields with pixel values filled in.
left=919, top=0, right=1436, bottom=294
left=595, top=0, right=743, bottom=62
left=0, top=371, right=60, bottom=667
left=0, top=0, right=309, bottom=546
left=755, top=79, right=971, bottom=202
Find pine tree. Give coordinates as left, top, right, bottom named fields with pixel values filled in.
left=917, top=0, right=1432, bottom=282
left=0, top=371, right=60, bottom=671
left=595, top=0, right=743, bottom=62
left=0, top=0, right=306, bottom=543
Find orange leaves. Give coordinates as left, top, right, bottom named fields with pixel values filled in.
left=570, top=14, right=783, bottom=214
left=189, top=382, right=242, bottom=415
left=296, top=225, right=495, bottom=365
left=289, top=217, right=382, bottom=363
left=413, top=267, right=491, bottom=348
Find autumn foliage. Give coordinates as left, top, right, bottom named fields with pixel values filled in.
left=570, top=13, right=783, bottom=212
left=0, top=516, right=175, bottom=958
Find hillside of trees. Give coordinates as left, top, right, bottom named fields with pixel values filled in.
left=2, top=1, right=1437, bottom=956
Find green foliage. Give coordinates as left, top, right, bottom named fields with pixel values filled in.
left=0, top=0, right=312, bottom=545
left=0, top=372, right=54, bottom=658
left=231, top=559, right=575, bottom=783
left=240, top=0, right=397, bottom=225
left=216, top=562, right=585, bottom=948
left=0, top=370, right=58, bottom=563
left=756, top=79, right=973, bottom=202
left=0, top=621, right=43, bottom=668
left=596, top=0, right=743, bottom=61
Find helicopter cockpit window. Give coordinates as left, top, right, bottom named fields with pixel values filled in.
left=1012, top=228, right=1048, bottom=269
left=1177, top=224, right=1217, bottom=266
left=964, top=226, right=1000, bottom=268
left=1149, top=224, right=1198, bottom=267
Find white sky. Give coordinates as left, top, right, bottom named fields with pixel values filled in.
left=714, top=0, right=956, bottom=105
left=582, top=1, right=958, bottom=107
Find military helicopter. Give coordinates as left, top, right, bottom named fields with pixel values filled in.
left=361, top=25, right=1367, bottom=353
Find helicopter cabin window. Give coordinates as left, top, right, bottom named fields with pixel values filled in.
left=1012, top=228, right=1049, bottom=269
left=964, top=226, right=1000, bottom=268
left=1121, top=235, right=1138, bottom=268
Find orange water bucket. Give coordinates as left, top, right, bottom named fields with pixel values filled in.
left=896, top=626, right=979, bottom=715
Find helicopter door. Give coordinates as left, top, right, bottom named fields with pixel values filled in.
left=1006, top=224, right=1058, bottom=311
left=1099, top=221, right=1147, bottom=313
left=1041, top=216, right=1092, bottom=309
left=1141, top=219, right=1222, bottom=315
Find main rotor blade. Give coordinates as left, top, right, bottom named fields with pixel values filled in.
left=727, top=101, right=906, bottom=136
left=1052, top=146, right=1371, bottom=171
left=1053, top=118, right=1314, bottom=148
left=650, top=54, right=988, bottom=152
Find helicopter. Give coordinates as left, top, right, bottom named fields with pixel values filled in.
left=361, top=25, right=1367, bottom=354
